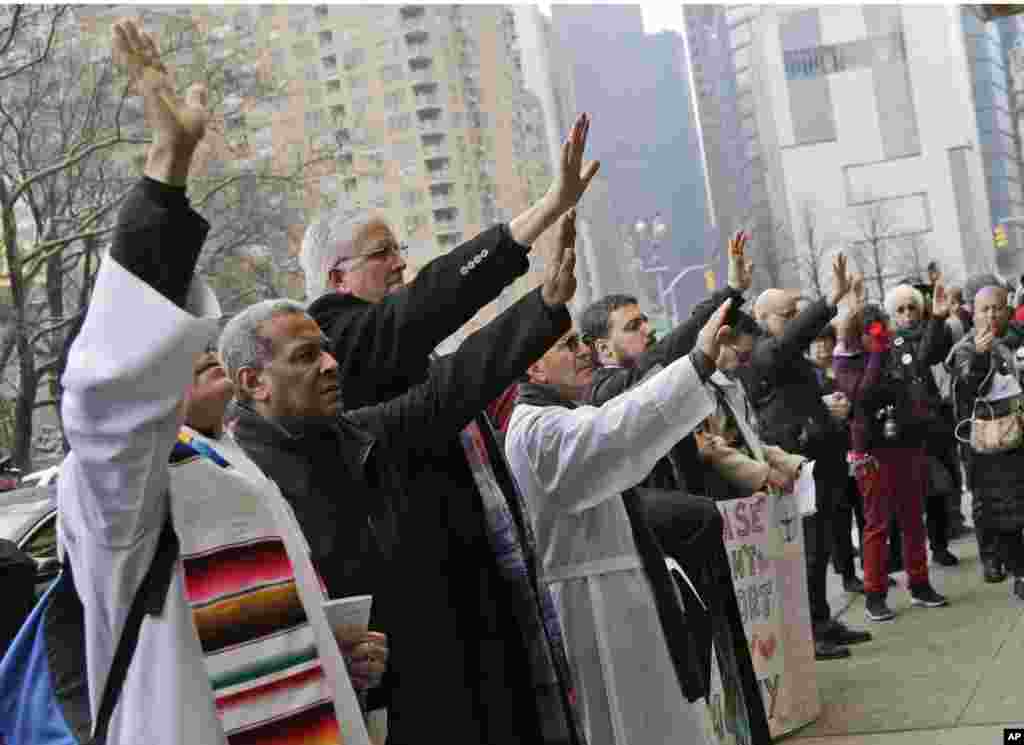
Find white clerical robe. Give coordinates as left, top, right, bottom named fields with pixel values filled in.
left=505, top=354, right=715, bottom=745
left=58, top=257, right=227, bottom=744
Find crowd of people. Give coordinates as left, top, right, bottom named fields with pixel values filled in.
left=5, top=19, right=1024, bottom=745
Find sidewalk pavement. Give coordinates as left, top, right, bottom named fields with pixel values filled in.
left=787, top=497, right=1023, bottom=744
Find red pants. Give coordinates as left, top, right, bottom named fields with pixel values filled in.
left=854, top=446, right=930, bottom=594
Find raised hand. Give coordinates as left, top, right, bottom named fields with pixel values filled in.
left=829, top=253, right=851, bottom=307
left=976, top=326, right=995, bottom=353
left=931, top=276, right=950, bottom=319
left=113, top=19, right=208, bottom=156
left=727, top=231, right=753, bottom=291
left=546, top=113, right=600, bottom=214
left=697, top=297, right=733, bottom=364
left=541, top=208, right=578, bottom=307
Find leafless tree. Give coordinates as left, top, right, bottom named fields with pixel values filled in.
left=749, top=217, right=793, bottom=296
left=0, top=9, right=332, bottom=468
left=849, top=199, right=899, bottom=302
left=791, top=201, right=832, bottom=301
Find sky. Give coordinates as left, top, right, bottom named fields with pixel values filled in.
left=535, top=2, right=686, bottom=35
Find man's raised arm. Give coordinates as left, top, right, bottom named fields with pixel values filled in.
left=311, top=115, right=600, bottom=403
left=56, top=20, right=226, bottom=743
left=590, top=231, right=751, bottom=406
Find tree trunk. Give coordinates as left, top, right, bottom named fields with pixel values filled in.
left=0, top=183, right=34, bottom=470
left=872, top=241, right=886, bottom=301
left=45, top=228, right=63, bottom=405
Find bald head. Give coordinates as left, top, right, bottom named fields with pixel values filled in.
left=754, top=289, right=801, bottom=339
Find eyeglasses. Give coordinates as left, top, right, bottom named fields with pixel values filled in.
left=332, top=242, right=408, bottom=271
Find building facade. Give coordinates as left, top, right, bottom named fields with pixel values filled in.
left=692, top=5, right=1003, bottom=299
left=78, top=4, right=551, bottom=332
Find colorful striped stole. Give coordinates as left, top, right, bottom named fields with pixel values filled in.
left=171, top=431, right=343, bottom=745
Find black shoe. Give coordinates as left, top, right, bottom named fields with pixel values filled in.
left=819, top=620, right=872, bottom=646
left=814, top=639, right=851, bottom=660
left=910, top=582, right=949, bottom=608
left=983, top=560, right=1007, bottom=584
left=1014, top=577, right=1024, bottom=602
left=865, top=593, right=896, bottom=622
left=932, top=549, right=959, bottom=567
left=842, top=574, right=865, bottom=594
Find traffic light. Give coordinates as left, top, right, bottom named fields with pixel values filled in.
left=995, top=224, right=1009, bottom=250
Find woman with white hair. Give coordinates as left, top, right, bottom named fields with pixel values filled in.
left=950, top=279, right=1024, bottom=601
left=882, top=282, right=959, bottom=569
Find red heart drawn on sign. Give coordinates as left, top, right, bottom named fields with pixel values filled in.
left=758, top=634, right=777, bottom=660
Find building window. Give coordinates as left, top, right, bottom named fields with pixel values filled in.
left=350, top=74, right=368, bottom=94
left=380, top=63, right=404, bottom=83
left=401, top=189, right=423, bottom=208
left=305, top=110, right=323, bottom=129
left=383, top=90, right=406, bottom=112
left=322, top=54, right=337, bottom=72
left=319, top=30, right=333, bottom=46
left=343, top=48, right=366, bottom=71
left=388, top=112, right=412, bottom=132
left=305, top=64, right=319, bottom=82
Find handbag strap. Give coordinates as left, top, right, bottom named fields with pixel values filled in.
left=66, top=513, right=180, bottom=744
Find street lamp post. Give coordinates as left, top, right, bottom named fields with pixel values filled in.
left=661, top=263, right=711, bottom=326
left=634, top=214, right=671, bottom=321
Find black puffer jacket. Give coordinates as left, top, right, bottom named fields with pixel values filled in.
left=741, top=299, right=846, bottom=466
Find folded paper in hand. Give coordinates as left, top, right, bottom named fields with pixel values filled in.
left=324, top=594, right=373, bottom=634
left=794, top=461, right=816, bottom=516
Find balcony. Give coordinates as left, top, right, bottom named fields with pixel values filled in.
left=425, top=155, right=450, bottom=171
left=415, top=89, right=440, bottom=106
left=417, top=116, right=445, bottom=133
left=401, top=8, right=427, bottom=33
left=430, top=183, right=455, bottom=208
left=408, top=56, right=432, bottom=73
left=409, top=67, right=435, bottom=84
left=433, top=206, right=458, bottom=225
left=428, top=167, right=453, bottom=184
left=407, top=39, right=432, bottom=57
left=405, top=28, right=428, bottom=45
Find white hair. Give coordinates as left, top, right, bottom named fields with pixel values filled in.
left=218, top=299, right=308, bottom=383
left=299, top=205, right=378, bottom=301
left=884, top=284, right=924, bottom=317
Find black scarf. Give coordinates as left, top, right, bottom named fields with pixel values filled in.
left=515, top=382, right=711, bottom=702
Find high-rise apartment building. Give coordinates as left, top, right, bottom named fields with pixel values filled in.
left=692, top=5, right=1001, bottom=297
left=684, top=4, right=790, bottom=293
left=77, top=4, right=551, bottom=336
